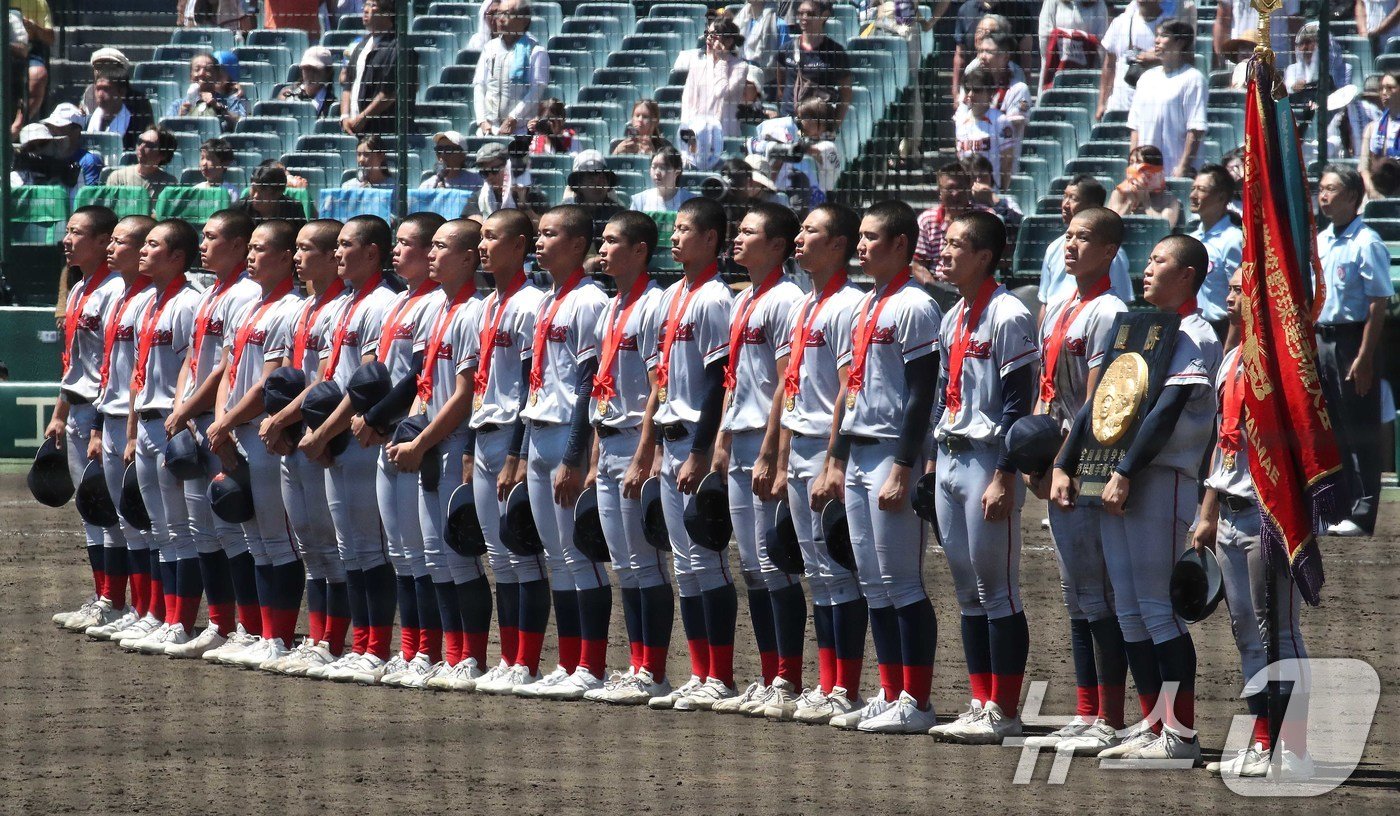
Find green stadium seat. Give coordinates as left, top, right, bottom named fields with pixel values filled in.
left=1364, top=198, right=1400, bottom=220
left=153, top=44, right=208, bottom=63
left=252, top=99, right=319, bottom=135
left=82, top=132, right=125, bottom=164
left=9, top=186, right=71, bottom=244
left=238, top=61, right=279, bottom=92
left=1065, top=157, right=1128, bottom=181
left=235, top=46, right=293, bottom=86
left=578, top=2, right=637, bottom=33
left=1052, top=70, right=1100, bottom=89
left=569, top=102, right=627, bottom=141
left=246, top=29, right=310, bottom=57
left=1121, top=214, right=1172, bottom=273
left=564, top=17, right=626, bottom=42
left=1012, top=215, right=1064, bottom=273
left=158, top=115, right=223, bottom=144
left=1077, top=141, right=1128, bottom=159
left=1366, top=218, right=1400, bottom=242
left=74, top=185, right=152, bottom=218
left=172, top=27, right=235, bottom=51
left=532, top=168, right=567, bottom=207
left=132, top=61, right=190, bottom=84
left=321, top=31, right=365, bottom=51
left=623, top=33, right=683, bottom=56
left=636, top=16, right=701, bottom=45
left=426, top=83, right=474, bottom=104
left=153, top=185, right=232, bottom=224
left=413, top=14, right=474, bottom=40
left=235, top=115, right=301, bottom=154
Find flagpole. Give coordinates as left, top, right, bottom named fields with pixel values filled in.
left=1317, top=3, right=1331, bottom=167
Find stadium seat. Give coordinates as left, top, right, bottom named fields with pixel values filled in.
left=178, top=167, right=247, bottom=189
left=1065, top=157, right=1127, bottom=183
left=1052, top=70, right=1100, bottom=89
left=1090, top=123, right=1134, bottom=143
left=531, top=167, right=567, bottom=206
left=1011, top=215, right=1064, bottom=273
left=338, top=15, right=365, bottom=30
left=622, top=33, right=683, bottom=56
left=9, top=186, right=72, bottom=243
left=650, top=3, right=710, bottom=27
left=1077, top=141, right=1128, bottom=159
left=1019, top=140, right=1065, bottom=177
left=563, top=16, right=625, bottom=42
left=408, top=188, right=474, bottom=219
left=235, top=46, right=293, bottom=85
left=153, top=185, right=232, bottom=224
left=847, top=38, right=908, bottom=86
left=246, top=29, right=310, bottom=56
left=636, top=16, right=701, bottom=46
left=159, top=115, right=223, bottom=144
left=235, top=115, right=302, bottom=154
left=171, top=27, right=235, bottom=51
left=73, top=185, right=152, bottom=219
left=252, top=99, right=320, bottom=136
left=607, top=49, right=671, bottom=81
left=1121, top=214, right=1171, bottom=273
left=426, top=83, right=474, bottom=104
left=577, top=3, right=637, bottom=34
left=153, top=44, right=209, bottom=64
left=282, top=150, right=351, bottom=179
left=321, top=30, right=364, bottom=51
left=413, top=14, right=474, bottom=40
left=439, top=64, right=478, bottom=86
left=1364, top=198, right=1400, bottom=220
left=132, top=61, right=190, bottom=85
left=82, top=132, right=125, bottom=164
left=1366, top=217, right=1400, bottom=242
left=416, top=101, right=472, bottom=123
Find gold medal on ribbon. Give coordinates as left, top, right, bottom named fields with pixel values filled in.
left=1091, top=352, right=1149, bottom=446
left=845, top=390, right=857, bottom=410
left=598, top=401, right=610, bottom=417
left=658, top=386, right=668, bottom=404
left=784, top=395, right=796, bottom=412
left=530, top=391, right=539, bottom=406
left=473, top=393, right=484, bottom=410
left=1223, top=451, right=1237, bottom=470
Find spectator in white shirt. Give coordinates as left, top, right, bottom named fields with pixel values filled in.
left=681, top=17, right=750, bottom=137
left=630, top=147, right=697, bottom=214
left=421, top=130, right=484, bottom=189
left=342, top=133, right=395, bottom=189
left=472, top=0, right=549, bottom=136
left=1097, top=0, right=1184, bottom=120
left=1127, top=20, right=1206, bottom=179
left=1038, top=0, right=1111, bottom=59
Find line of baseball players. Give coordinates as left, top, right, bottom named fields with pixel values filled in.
left=43, top=197, right=1310, bottom=776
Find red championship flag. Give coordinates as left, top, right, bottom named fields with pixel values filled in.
left=1237, top=56, right=1342, bottom=605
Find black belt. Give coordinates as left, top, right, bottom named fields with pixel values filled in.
left=939, top=434, right=974, bottom=452
left=529, top=419, right=560, bottom=430
left=848, top=435, right=881, bottom=447
left=476, top=423, right=503, bottom=434
left=595, top=424, right=623, bottom=439
left=657, top=422, right=691, bottom=442
left=1316, top=322, right=1365, bottom=339
left=61, top=389, right=90, bottom=406
left=1221, top=494, right=1255, bottom=514
left=137, top=409, right=165, bottom=421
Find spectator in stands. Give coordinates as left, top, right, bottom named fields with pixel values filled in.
left=264, top=0, right=330, bottom=41
left=749, top=93, right=842, bottom=204
left=528, top=97, right=578, bottom=155
left=1038, top=0, right=1111, bottom=71
left=1108, top=144, right=1182, bottom=230
left=774, top=0, right=852, bottom=127
left=565, top=150, right=628, bottom=245
left=106, top=125, right=179, bottom=208
left=79, top=49, right=155, bottom=149
left=235, top=163, right=310, bottom=225
left=1286, top=22, right=1365, bottom=160
left=15, top=0, right=53, bottom=126
left=630, top=146, right=697, bottom=214
left=278, top=46, right=337, bottom=118
left=85, top=77, right=143, bottom=151
left=422, top=130, right=483, bottom=190
left=215, top=0, right=257, bottom=37
left=171, top=52, right=247, bottom=131
left=341, top=0, right=408, bottom=136
left=1372, top=156, right=1400, bottom=197
left=1038, top=173, right=1134, bottom=311
left=1361, top=72, right=1400, bottom=198
left=463, top=141, right=547, bottom=221
left=343, top=133, right=395, bottom=189
left=914, top=160, right=986, bottom=280
left=36, top=103, right=104, bottom=190
left=682, top=17, right=750, bottom=138
left=735, top=0, right=791, bottom=74
left=1315, top=164, right=1395, bottom=537
left=195, top=137, right=241, bottom=201
left=612, top=99, right=674, bottom=156
left=1127, top=20, right=1206, bottom=179
left=1357, top=0, right=1400, bottom=51
left=468, top=0, right=502, bottom=50
left=6, top=10, right=25, bottom=138
left=1187, top=164, right=1242, bottom=335
left=955, top=67, right=1015, bottom=191
left=962, top=153, right=1022, bottom=241
left=965, top=31, right=1030, bottom=169
left=1097, top=0, right=1181, bottom=121
left=962, top=14, right=1028, bottom=88
left=954, top=0, right=1036, bottom=100
left=473, top=0, right=549, bottom=136
left=1212, top=0, right=1298, bottom=70
left=857, top=1, right=938, bottom=160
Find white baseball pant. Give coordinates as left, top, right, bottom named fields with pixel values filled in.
left=1047, top=502, right=1114, bottom=621
left=473, top=425, right=545, bottom=583
left=596, top=427, right=671, bottom=590
left=1099, top=465, right=1195, bottom=644
left=935, top=441, right=1025, bottom=619
left=101, top=413, right=147, bottom=552
left=527, top=422, right=609, bottom=591
left=1216, top=500, right=1309, bottom=693
left=233, top=423, right=299, bottom=566
left=66, top=401, right=114, bottom=550
left=418, top=430, right=485, bottom=584
left=378, top=445, right=429, bottom=578
left=727, top=429, right=799, bottom=592
left=659, top=430, right=731, bottom=597
left=136, top=415, right=196, bottom=562
left=324, top=439, right=387, bottom=571
left=844, top=438, right=927, bottom=609
left=281, top=449, right=343, bottom=583
left=187, top=413, right=250, bottom=557
left=786, top=433, right=860, bottom=605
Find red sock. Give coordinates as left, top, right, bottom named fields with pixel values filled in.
left=516, top=630, right=545, bottom=674
left=419, top=626, right=442, bottom=664
left=499, top=625, right=518, bottom=666
left=208, top=602, right=236, bottom=634
left=581, top=638, right=608, bottom=676
left=686, top=638, right=709, bottom=680
left=1139, top=693, right=1162, bottom=733
left=443, top=630, right=464, bottom=666
left=149, top=577, right=165, bottom=620
left=108, top=571, right=127, bottom=608
left=835, top=657, right=862, bottom=698
left=465, top=631, right=488, bottom=665
left=237, top=603, right=263, bottom=637
left=350, top=624, right=369, bottom=655
left=307, top=610, right=326, bottom=643
left=324, top=615, right=350, bottom=655
left=629, top=640, right=644, bottom=672
left=130, top=571, right=149, bottom=616
left=162, top=590, right=179, bottom=625
left=557, top=635, right=581, bottom=673
left=878, top=662, right=902, bottom=700
left=260, top=604, right=279, bottom=643
left=400, top=627, right=420, bottom=661
left=903, top=664, right=933, bottom=707
left=1076, top=684, right=1099, bottom=718
left=758, top=650, right=778, bottom=686
left=642, top=645, right=668, bottom=679
left=1169, top=688, right=1194, bottom=732
left=92, top=568, right=105, bottom=598
left=1253, top=713, right=1272, bottom=750
left=993, top=673, right=1025, bottom=718
left=367, top=625, right=393, bottom=660
left=970, top=672, right=994, bottom=704
left=280, top=607, right=300, bottom=645
left=177, top=594, right=199, bottom=635
left=1280, top=700, right=1308, bottom=755
left=777, top=654, right=802, bottom=688
left=1098, top=684, right=1126, bottom=728
left=817, top=646, right=836, bottom=693
left=708, top=643, right=734, bottom=688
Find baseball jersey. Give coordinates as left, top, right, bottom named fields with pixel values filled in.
left=1203, top=346, right=1252, bottom=500
left=95, top=280, right=156, bottom=418
left=779, top=278, right=864, bottom=438
left=589, top=279, right=666, bottom=429
left=934, top=285, right=1038, bottom=441
left=720, top=275, right=805, bottom=434
left=378, top=281, right=443, bottom=383
left=838, top=276, right=943, bottom=439
left=415, top=289, right=487, bottom=419
left=319, top=276, right=399, bottom=388
left=1039, top=285, right=1129, bottom=428
left=183, top=273, right=261, bottom=399
left=469, top=277, right=547, bottom=429
left=222, top=287, right=303, bottom=413
left=953, top=107, right=1012, bottom=188
left=60, top=266, right=126, bottom=402
left=1147, top=310, right=1223, bottom=477
left=131, top=280, right=203, bottom=413
left=651, top=274, right=735, bottom=427
left=287, top=285, right=348, bottom=377
left=520, top=276, right=610, bottom=425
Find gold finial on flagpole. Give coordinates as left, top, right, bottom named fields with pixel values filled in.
left=1252, top=0, right=1283, bottom=58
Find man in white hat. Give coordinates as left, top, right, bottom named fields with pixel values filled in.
left=13, top=103, right=104, bottom=191
left=421, top=131, right=483, bottom=190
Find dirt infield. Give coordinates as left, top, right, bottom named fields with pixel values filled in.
left=1, top=469, right=1395, bottom=815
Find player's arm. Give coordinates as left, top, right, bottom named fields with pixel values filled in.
left=982, top=363, right=1035, bottom=521
left=356, top=350, right=425, bottom=446
left=1099, top=384, right=1192, bottom=515
left=753, top=352, right=791, bottom=501
left=812, top=363, right=851, bottom=508
left=214, top=359, right=282, bottom=447
left=709, top=388, right=733, bottom=475
left=679, top=355, right=729, bottom=493
left=390, top=366, right=474, bottom=473
left=878, top=351, right=940, bottom=511
left=123, top=404, right=139, bottom=464
left=623, top=366, right=662, bottom=500
left=45, top=392, right=71, bottom=443
left=1192, top=487, right=1220, bottom=553
left=169, top=353, right=227, bottom=435
left=206, top=348, right=236, bottom=452
left=554, top=358, right=599, bottom=507
left=1050, top=398, right=1092, bottom=508
left=499, top=358, right=533, bottom=501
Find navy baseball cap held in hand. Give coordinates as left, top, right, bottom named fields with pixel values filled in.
left=28, top=437, right=74, bottom=507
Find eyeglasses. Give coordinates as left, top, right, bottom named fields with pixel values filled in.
left=479, top=164, right=506, bottom=175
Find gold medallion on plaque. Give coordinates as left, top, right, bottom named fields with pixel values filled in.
left=1092, top=352, right=1149, bottom=446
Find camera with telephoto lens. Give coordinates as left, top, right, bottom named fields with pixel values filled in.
left=766, top=135, right=814, bottom=164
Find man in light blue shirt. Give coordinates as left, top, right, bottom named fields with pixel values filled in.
left=1037, top=174, right=1134, bottom=316
left=1188, top=164, right=1243, bottom=336
left=1315, top=165, right=1394, bottom=537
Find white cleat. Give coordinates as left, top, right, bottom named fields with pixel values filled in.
left=1054, top=719, right=1123, bottom=756
left=513, top=665, right=571, bottom=698
left=377, top=654, right=412, bottom=687
left=165, top=624, right=227, bottom=659
left=54, top=595, right=99, bottom=628
left=794, top=686, right=855, bottom=725
left=1096, top=721, right=1158, bottom=759
left=433, top=657, right=486, bottom=692
left=64, top=598, right=112, bottom=632
left=537, top=667, right=605, bottom=701
left=1326, top=520, right=1367, bottom=537
left=344, top=653, right=390, bottom=685
left=1207, top=742, right=1270, bottom=777
left=142, top=623, right=189, bottom=655
left=1120, top=726, right=1201, bottom=765
left=858, top=691, right=938, bottom=734
left=712, top=681, right=767, bottom=715
left=674, top=678, right=737, bottom=712
left=1022, top=715, right=1095, bottom=749
left=760, top=678, right=804, bottom=721
left=222, top=637, right=274, bottom=669
left=648, top=674, right=702, bottom=710
left=830, top=689, right=890, bottom=730
left=285, top=642, right=337, bottom=677
left=204, top=625, right=256, bottom=664
left=115, top=614, right=161, bottom=648
left=383, top=654, right=431, bottom=687
left=87, top=608, right=138, bottom=640
left=260, top=639, right=312, bottom=674
left=928, top=699, right=983, bottom=738
left=1266, top=747, right=1316, bottom=780
left=934, top=700, right=1021, bottom=744
left=456, top=659, right=510, bottom=693
left=127, top=622, right=172, bottom=654
left=584, top=668, right=638, bottom=703
left=310, top=651, right=363, bottom=681
left=403, top=659, right=448, bottom=690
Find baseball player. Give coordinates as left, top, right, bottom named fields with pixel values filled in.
left=388, top=218, right=492, bottom=691
left=47, top=206, right=126, bottom=633
left=648, top=198, right=738, bottom=712
left=822, top=200, right=943, bottom=734
left=1196, top=268, right=1311, bottom=779
left=200, top=219, right=308, bottom=666
left=260, top=219, right=352, bottom=676
left=763, top=203, right=868, bottom=723
left=466, top=208, right=551, bottom=695
left=349, top=212, right=447, bottom=685
left=929, top=211, right=1038, bottom=744
left=164, top=209, right=261, bottom=660
left=514, top=205, right=613, bottom=700
left=710, top=202, right=806, bottom=717
left=120, top=219, right=206, bottom=653
left=82, top=215, right=158, bottom=640
left=1053, top=235, right=1223, bottom=764
left=298, top=215, right=401, bottom=684
left=1021, top=208, right=1131, bottom=753
left=581, top=211, right=676, bottom=705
